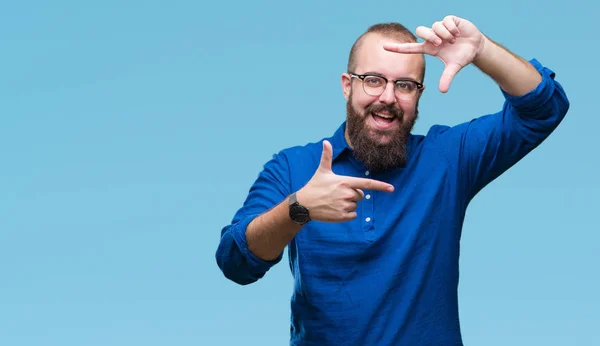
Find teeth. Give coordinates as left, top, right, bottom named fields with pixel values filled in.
left=374, top=112, right=393, bottom=119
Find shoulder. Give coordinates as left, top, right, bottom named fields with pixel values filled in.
left=275, top=139, right=325, bottom=169
left=411, top=124, right=455, bottom=150
left=279, top=140, right=322, bottom=157
left=425, top=124, right=453, bottom=138
left=409, top=123, right=467, bottom=166
left=258, top=135, right=326, bottom=168
left=265, top=139, right=329, bottom=192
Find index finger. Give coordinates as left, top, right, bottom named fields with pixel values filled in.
left=382, top=42, right=426, bottom=54
left=342, top=176, right=394, bottom=192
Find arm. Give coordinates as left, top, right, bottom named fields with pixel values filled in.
left=215, top=152, right=292, bottom=285
left=473, top=36, right=542, bottom=96
left=457, top=37, right=570, bottom=199
left=241, top=140, right=395, bottom=262
left=383, top=16, right=570, bottom=200
left=245, top=198, right=303, bottom=261
left=215, top=141, right=395, bottom=285
left=452, top=57, right=569, bottom=201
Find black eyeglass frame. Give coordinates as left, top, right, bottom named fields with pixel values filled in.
left=349, top=73, right=424, bottom=100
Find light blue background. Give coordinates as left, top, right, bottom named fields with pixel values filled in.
left=1, top=1, right=597, bottom=345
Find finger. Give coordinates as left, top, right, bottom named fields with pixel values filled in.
left=342, top=211, right=357, bottom=222
left=344, top=201, right=358, bottom=213
left=345, top=188, right=364, bottom=202
left=342, top=176, right=394, bottom=192
left=443, top=15, right=460, bottom=37
left=355, top=188, right=364, bottom=201
left=432, top=21, right=455, bottom=43
left=439, top=62, right=462, bottom=93
left=415, top=26, right=442, bottom=46
left=318, top=140, right=333, bottom=172
left=383, top=41, right=427, bottom=54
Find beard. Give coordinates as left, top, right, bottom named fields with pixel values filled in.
left=345, top=95, right=418, bottom=172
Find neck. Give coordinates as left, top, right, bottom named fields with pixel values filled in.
left=344, top=128, right=354, bottom=149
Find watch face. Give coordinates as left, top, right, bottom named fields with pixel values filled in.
left=291, top=204, right=310, bottom=223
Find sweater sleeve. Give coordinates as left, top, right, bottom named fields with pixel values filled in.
left=215, top=151, right=291, bottom=285
left=433, top=59, right=570, bottom=202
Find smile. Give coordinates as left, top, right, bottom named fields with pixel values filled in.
left=370, top=111, right=397, bottom=129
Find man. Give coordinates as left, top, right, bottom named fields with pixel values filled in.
left=215, top=15, right=569, bottom=345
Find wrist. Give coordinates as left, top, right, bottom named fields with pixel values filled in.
left=473, top=34, right=494, bottom=67
left=295, top=186, right=316, bottom=210
left=289, top=190, right=311, bottom=225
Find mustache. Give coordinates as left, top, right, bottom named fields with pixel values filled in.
left=366, top=104, right=404, bottom=119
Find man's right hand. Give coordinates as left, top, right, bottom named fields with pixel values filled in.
left=296, top=140, right=395, bottom=223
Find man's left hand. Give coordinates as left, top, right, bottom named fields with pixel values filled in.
left=383, top=15, right=487, bottom=93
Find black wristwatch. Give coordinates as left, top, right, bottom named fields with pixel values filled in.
left=289, top=192, right=311, bottom=225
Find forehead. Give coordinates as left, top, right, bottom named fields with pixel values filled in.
left=355, top=33, right=423, bottom=80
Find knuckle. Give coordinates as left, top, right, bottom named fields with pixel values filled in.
left=345, top=190, right=357, bottom=200
left=337, top=181, right=349, bottom=189
left=341, top=201, right=352, bottom=212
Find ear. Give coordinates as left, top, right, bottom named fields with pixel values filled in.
left=417, top=84, right=426, bottom=99
left=341, top=73, right=352, bottom=101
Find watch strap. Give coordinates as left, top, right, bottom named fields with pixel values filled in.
left=289, top=191, right=299, bottom=205
left=289, top=192, right=310, bottom=225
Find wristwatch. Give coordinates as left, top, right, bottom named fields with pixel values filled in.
left=289, top=192, right=311, bottom=225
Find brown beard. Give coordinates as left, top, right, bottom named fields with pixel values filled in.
left=345, top=95, right=418, bottom=172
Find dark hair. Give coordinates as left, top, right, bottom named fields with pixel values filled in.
left=348, top=23, right=425, bottom=82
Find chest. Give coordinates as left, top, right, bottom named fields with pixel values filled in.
left=290, top=147, right=463, bottom=274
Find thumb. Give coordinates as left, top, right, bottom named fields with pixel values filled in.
left=439, top=62, right=461, bottom=93
left=318, top=140, right=333, bottom=172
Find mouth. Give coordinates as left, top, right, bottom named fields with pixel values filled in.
left=370, top=111, right=397, bottom=129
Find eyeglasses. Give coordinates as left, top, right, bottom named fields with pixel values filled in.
left=350, top=73, right=423, bottom=101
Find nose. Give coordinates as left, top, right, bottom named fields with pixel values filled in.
left=378, top=82, right=396, bottom=104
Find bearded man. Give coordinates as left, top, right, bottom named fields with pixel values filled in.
left=215, top=15, right=570, bottom=346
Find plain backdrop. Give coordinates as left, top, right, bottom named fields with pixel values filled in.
left=1, top=1, right=598, bottom=345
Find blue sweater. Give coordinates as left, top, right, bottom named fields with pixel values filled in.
left=215, top=59, right=570, bottom=345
